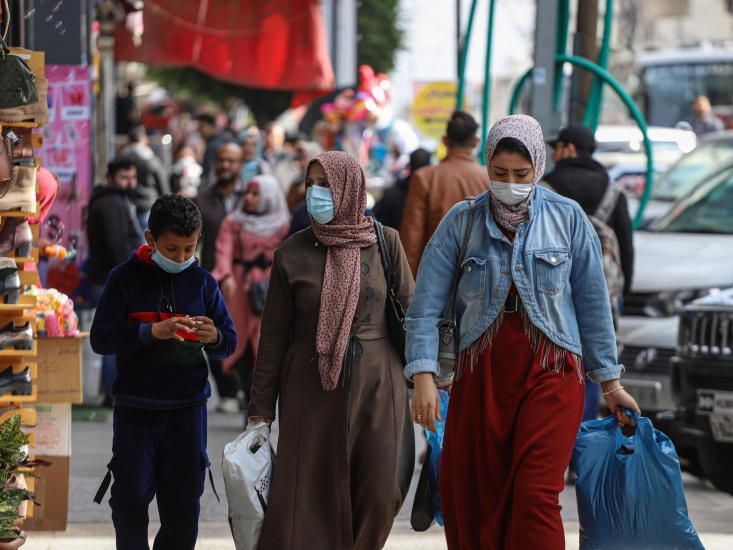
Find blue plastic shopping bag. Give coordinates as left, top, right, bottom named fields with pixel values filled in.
left=572, top=411, right=704, bottom=550
left=424, top=389, right=449, bottom=527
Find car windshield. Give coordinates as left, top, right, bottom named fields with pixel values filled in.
left=655, top=166, right=733, bottom=233
left=651, top=141, right=733, bottom=200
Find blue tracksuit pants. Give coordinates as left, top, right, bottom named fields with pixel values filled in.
left=109, top=404, right=209, bottom=550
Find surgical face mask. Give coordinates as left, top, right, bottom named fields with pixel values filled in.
left=490, top=180, right=533, bottom=206
left=306, top=185, right=334, bottom=224
left=151, top=247, right=196, bottom=274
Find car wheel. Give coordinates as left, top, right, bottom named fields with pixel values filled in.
left=697, top=437, right=733, bottom=496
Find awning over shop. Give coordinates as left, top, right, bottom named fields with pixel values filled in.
left=114, top=0, right=335, bottom=95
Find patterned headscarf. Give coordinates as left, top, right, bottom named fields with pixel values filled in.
left=229, top=175, right=290, bottom=237
left=484, top=115, right=547, bottom=232
left=309, top=151, right=377, bottom=391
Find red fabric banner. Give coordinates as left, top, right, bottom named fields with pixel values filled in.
left=114, top=0, right=335, bottom=94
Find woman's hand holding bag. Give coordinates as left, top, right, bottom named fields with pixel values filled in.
left=412, top=372, right=442, bottom=433
left=601, top=380, right=641, bottom=427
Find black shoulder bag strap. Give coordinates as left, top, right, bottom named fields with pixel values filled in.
left=372, top=218, right=395, bottom=294
left=443, top=197, right=476, bottom=323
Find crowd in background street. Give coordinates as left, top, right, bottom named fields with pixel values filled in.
left=87, top=90, right=642, bottom=426
left=87, top=89, right=438, bottom=413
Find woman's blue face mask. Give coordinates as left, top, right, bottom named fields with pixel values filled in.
left=306, top=185, right=334, bottom=224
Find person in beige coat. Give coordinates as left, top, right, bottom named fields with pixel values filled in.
left=400, top=111, right=491, bottom=278
left=248, top=151, right=415, bottom=550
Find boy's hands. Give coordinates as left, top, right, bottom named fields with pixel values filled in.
left=152, top=317, right=196, bottom=342
left=192, top=316, right=219, bottom=344
left=151, top=316, right=218, bottom=344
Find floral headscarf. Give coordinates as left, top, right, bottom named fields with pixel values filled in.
left=484, top=115, right=547, bottom=232
left=229, top=175, right=290, bottom=237
left=308, top=151, right=377, bottom=391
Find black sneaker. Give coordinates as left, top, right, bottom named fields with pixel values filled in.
left=0, top=365, right=32, bottom=396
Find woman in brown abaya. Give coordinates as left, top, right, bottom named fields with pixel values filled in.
left=247, top=151, right=415, bottom=550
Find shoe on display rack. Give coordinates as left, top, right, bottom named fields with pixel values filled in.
left=0, top=219, right=33, bottom=257
left=0, top=163, right=37, bottom=213
left=0, top=365, right=32, bottom=396
left=0, top=320, right=33, bottom=351
left=0, top=257, right=20, bottom=304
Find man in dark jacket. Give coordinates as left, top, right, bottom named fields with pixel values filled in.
left=194, top=143, right=245, bottom=273
left=374, top=148, right=431, bottom=230
left=120, top=126, right=170, bottom=235
left=86, top=157, right=144, bottom=404
left=545, top=124, right=635, bottom=428
left=87, top=157, right=144, bottom=292
left=544, top=124, right=634, bottom=295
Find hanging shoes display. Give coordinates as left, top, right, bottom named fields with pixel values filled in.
left=0, top=258, right=20, bottom=304
left=0, top=321, right=33, bottom=351
left=0, top=365, right=32, bottom=396
left=0, top=76, right=48, bottom=125
left=0, top=219, right=33, bottom=257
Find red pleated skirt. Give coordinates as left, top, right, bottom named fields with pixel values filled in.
left=440, top=307, right=585, bottom=550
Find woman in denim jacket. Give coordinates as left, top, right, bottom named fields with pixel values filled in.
left=406, top=115, right=640, bottom=550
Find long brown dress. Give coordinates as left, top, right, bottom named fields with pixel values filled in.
left=248, top=225, right=415, bottom=550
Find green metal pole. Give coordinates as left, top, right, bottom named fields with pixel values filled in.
left=480, top=0, right=497, bottom=165
left=456, top=0, right=480, bottom=111
left=557, top=54, right=652, bottom=228
left=583, top=0, right=614, bottom=130
left=509, top=67, right=534, bottom=115
left=553, top=0, right=570, bottom=112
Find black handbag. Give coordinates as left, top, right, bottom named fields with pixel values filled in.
left=0, top=35, right=39, bottom=109
left=436, top=197, right=475, bottom=376
left=410, top=445, right=435, bottom=531
left=247, top=280, right=268, bottom=316
left=372, top=218, right=408, bottom=365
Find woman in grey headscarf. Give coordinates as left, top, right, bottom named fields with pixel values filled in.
left=405, top=115, right=640, bottom=549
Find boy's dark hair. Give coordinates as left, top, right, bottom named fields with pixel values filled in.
left=195, top=113, right=216, bottom=126
left=107, top=157, right=137, bottom=179
left=446, top=111, right=479, bottom=147
left=409, top=148, right=432, bottom=173
left=148, top=194, right=203, bottom=239
left=491, top=137, right=533, bottom=165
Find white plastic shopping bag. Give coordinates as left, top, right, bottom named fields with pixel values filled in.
left=222, top=421, right=272, bottom=550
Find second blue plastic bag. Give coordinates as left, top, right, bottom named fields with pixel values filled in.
left=572, top=411, right=704, bottom=550
left=424, top=388, right=449, bottom=527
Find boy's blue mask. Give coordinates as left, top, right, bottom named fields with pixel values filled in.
left=151, top=247, right=196, bottom=274
left=306, top=185, right=334, bottom=224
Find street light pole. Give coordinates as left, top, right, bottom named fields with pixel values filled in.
left=530, top=0, right=563, bottom=136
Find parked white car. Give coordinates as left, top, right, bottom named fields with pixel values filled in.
left=627, top=130, right=733, bottom=226
left=617, top=160, right=733, bottom=468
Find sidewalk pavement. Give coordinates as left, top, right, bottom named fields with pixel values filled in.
left=14, top=520, right=733, bottom=550
left=16, top=399, right=733, bottom=549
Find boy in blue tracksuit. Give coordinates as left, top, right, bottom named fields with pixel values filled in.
left=91, top=194, right=236, bottom=549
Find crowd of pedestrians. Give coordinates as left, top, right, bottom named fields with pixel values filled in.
left=86, top=105, right=642, bottom=550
